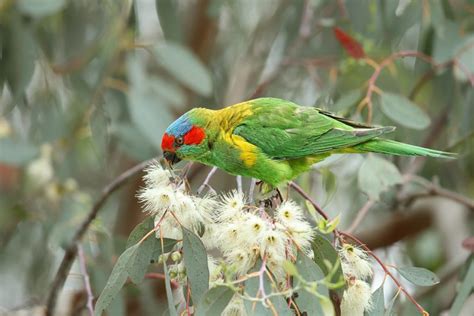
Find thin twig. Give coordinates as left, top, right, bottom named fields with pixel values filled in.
left=145, top=273, right=179, bottom=289
left=345, top=199, right=376, bottom=233
left=237, top=176, right=243, bottom=195
left=409, top=176, right=474, bottom=210
left=45, top=158, right=155, bottom=316
left=288, top=181, right=329, bottom=220
left=77, top=244, right=94, bottom=316
left=197, top=167, right=217, bottom=195
left=249, top=178, right=257, bottom=203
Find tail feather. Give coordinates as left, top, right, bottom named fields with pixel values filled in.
left=355, top=139, right=457, bottom=159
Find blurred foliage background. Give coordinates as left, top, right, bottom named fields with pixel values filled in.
left=0, top=0, right=473, bottom=315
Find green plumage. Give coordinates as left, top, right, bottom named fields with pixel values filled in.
left=162, top=97, right=455, bottom=186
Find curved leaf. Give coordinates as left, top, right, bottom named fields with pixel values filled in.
left=196, top=286, right=234, bottom=316
left=397, top=266, right=440, bottom=286
left=154, top=42, right=212, bottom=95
left=380, top=92, right=431, bottom=130
left=182, top=227, right=209, bottom=304
left=95, top=245, right=139, bottom=315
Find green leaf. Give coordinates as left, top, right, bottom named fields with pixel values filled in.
left=126, top=217, right=155, bottom=249
left=311, top=234, right=344, bottom=288
left=244, top=260, right=292, bottom=316
left=154, top=42, right=212, bottom=96
left=366, top=285, right=384, bottom=316
left=127, top=234, right=156, bottom=284
left=90, top=108, right=109, bottom=154
left=182, top=227, right=209, bottom=305
left=155, top=0, right=183, bottom=42
left=450, top=257, right=474, bottom=315
left=295, top=252, right=329, bottom=315
left=333, top=89, right=362, bottom=111
left=0, top=138, right=38, bottom=166
left=95, top=244, right=139, bottom=316
left=17, top=0, right=66, bottom=17
left=384, top=292, right=398, bottom=316
left=380, top=92, right=431, bottom=130
left=3, top=14, right=36, bottom=102
left=321, top=168, right=337, bottom=206
left=397, top=266, right=440, bottom=286
left=195, top=286, right=234, bottom=316
left=162, top=261, right=178, bottom=316
left=358, top=154, right=402, bottom=200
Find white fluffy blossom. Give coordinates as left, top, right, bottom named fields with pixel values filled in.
left=275, top=200, right=305, bottom=225
left=216, top=190, right=246, bottom=222
left=139, top=185, right=178, bottom=215
left=142, top=161, right=172, bottom=187
left=341, top=279, right=373, bottom=316
left=339, top=243, right=373, bottom=280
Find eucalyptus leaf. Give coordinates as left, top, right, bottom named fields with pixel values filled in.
left=17, top=0, right=66, bottom=17
left=155, top=0, right=183, bottom=42
left=450, top=257, right=474, bottom=315
left=396, top=266, right=440, bottom=287
left=366, top=285, right=384, bottom=316
left=333, top=89, right=362, bottom=111
left=154, top=42, right=212, bottom=96
left=311, top=234, right=344, bottom=288
left=195, top=286, right=234, bottom=316
left=3, top=14, right=36, bottom=102
left=95, top=245, right=139, bottom=316
left=243, top=259, right=292, bottom=316
left=0, top=138, right=38, bottom=166
left=380, top=92, right=430, bottom=130
left=295, top=252, right=329, bottom=315
left=162, top=261, right=178, bottom=316
left=358, top=155, right=402, bottom=200
left=182, top=227, right=209, bottom=305
left=90, top=108, right=109, bottom=154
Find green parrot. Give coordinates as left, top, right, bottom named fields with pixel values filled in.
left=161, top=98, right=454, bottom=187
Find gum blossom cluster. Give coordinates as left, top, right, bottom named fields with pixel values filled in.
left=138, top=162, right=373, bottom=316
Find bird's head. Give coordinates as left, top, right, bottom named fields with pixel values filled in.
left=161, top=109, right=210, bottom=165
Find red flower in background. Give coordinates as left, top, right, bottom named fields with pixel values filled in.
left=333, top=27, right=365, bottom=59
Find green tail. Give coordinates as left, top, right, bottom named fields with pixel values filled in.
left=355, top=139, right=457, bottom=159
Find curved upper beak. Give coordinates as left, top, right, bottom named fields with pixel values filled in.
left=163, top=151, right=181, bottom=165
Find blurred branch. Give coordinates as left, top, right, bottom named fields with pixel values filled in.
left=407, top=175, right=474, bottom=210
left=45, top=158, right=155, bottom=316
left=77, top=244, right=94, bottom=316
left=346, top=199, right=376, bottom=234
left=357, top=49, right=474, bottom=123
left=289, top=181, right=329, bottom=220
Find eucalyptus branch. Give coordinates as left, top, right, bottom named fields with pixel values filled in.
left=358, top=49, right=474, bottom=123
left=407, top=175, right=474, bottom=210
left=289, top=181, right=329, bottom=220
left=197, top=166, right=218, bottom=195
left=45, top=158, right=155, bottom=316
left=339, top=232, right=428, bottom=316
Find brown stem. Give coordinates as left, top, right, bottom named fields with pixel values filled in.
left=45, top=158, right=155, bottom=316
left=289, top=181, right=329, bottom=220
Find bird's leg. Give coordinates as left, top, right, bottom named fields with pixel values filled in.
left=274, top=187, right=284, bottom=204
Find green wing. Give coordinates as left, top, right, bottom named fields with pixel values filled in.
left=233, top=98, right=394, bottom=159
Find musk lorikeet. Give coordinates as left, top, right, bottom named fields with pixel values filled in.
left=161, top=98, right=455, bottom=186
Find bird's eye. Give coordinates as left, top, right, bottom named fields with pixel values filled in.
left=175, top=137, right=184, bottom=146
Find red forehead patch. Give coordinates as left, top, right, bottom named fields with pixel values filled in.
left=161, top=133, right=175, bottom=151
left=184, top=126, right=205, bottom=145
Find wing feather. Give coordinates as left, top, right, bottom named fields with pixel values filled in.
left=233, top=98, right=394, bottom=159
